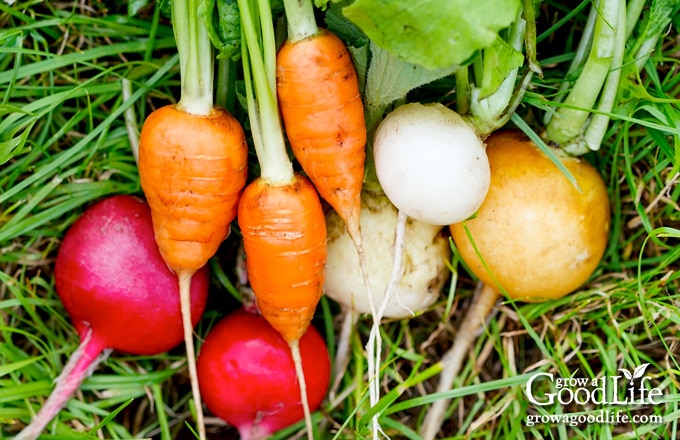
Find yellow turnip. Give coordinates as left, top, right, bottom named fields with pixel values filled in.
left=450, top=130, right=610, bottom=302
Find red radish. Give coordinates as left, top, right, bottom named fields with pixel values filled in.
left=197, top=307, right=331, bottom=440
left=15, top=195, right=209, bottom=440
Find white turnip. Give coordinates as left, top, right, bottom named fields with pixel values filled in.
left=360, top=102, right=488, bottom=426
left=373, top=102, right=490, bottom=226
left=324, top=189, right=451, bottom=404
left=197, top=307, right=330, bottom=440
left=325, top=189, right=450, bottom=319
left=16, top=195, right=209, bottom=440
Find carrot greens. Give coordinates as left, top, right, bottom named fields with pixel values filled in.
left=173, top=0, right=214, bottom=115
left=238, top=0, right=292, bottom=185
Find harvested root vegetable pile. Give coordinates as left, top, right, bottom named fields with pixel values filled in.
left=1, top=1, right=679, bottom=439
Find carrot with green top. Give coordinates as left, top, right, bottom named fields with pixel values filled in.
left=275, top=1, right=385, bottom=433
left=137, top=0, right=248, bottom=438
left=236, top=0, right=328, bottom=437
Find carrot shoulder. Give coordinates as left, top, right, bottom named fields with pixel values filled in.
left=139, top=105, right=248, bottom=272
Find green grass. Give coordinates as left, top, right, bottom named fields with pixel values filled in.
left=1, top=1, right=679, bottom=439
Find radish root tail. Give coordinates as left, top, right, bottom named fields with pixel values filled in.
left=178, top=270, right=206, bottom=440
left=15, top=327, right=110, bottom=440
left=289, top=339, right=314, bottom=440
left=420, top=282, right=500, bottom=440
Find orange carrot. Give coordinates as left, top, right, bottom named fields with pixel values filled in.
left=276, top=2, right=388, bottom=436
left=276, top=28, right=366, bottom=238
left=236, top=0, right=327, bottom=436
left=137, top=0, right=247, bottom=438
left=238, top=174, right=326, bottom=343
left=139, top=105, right=248, bottom=273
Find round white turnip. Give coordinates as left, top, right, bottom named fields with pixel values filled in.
left=373, top=102, right=490, bottom=226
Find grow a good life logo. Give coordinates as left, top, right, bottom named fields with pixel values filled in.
left=524, top=363, right=664, bottom=427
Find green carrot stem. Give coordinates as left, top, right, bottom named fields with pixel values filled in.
left=625, top=0, right=647, bottom=40
left=174, top=0, right=214, bottom=115
left=258, top=0, right=278, bottom=90
left=282, top=0, right=319, bottom=42
left=238, top=0, right=294, bottom=184
left=545, top=0, right=618, bottom=146
left=629, top=0, right=680, bottom=71
left=216, top=58, right=237, bottom=111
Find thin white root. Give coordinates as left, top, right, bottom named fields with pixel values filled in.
left=178, top=270, right=206, bottom=440
left=329, top=307, right=358, bottom=401
left=419, top=282, right=500, bottom=440
left=346, top=218, right=382, bottom=439
left=366, top=209, right=408, bottom=439
left=289, top=339, right=314, bottom=440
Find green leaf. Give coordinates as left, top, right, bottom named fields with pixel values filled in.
left=363, top=41, right=457, bottom=130
left=324, top=1, right=369, bottom=49
left=342, top=0, right=521, bottom=70
left=0, top=104, right=31, bottom=116
left=158, top=0, right=173, bottom=18
left=348, top=44, right=369, bottom=96
left=476, top=36, right=524, bottom=99
left=201, top=0, right=241, bottom=60
left=0, top=122, right=34, bottom=165
left=0, top=357, right=42, bottom=378
left=627, top=0, right=680, bottom=71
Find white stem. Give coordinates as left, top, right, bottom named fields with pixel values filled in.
left=420, top=283, right=500, bottom=440
left=583, top=0, right=626, bottom=152
left=542, top=1, right=598, bottom=126
left=121, top=79, right=139, bottom=165
left=282, top=0, right=319, bottom=42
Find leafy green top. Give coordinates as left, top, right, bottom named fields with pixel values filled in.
left=342, top=0, right=521, bottom=70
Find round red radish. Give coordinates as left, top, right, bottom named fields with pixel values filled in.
left=55, top=195, right=209, bottom=354
left=197, top=307, right=330, bottom=439
left=16, top=195, right=209, bottom=440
